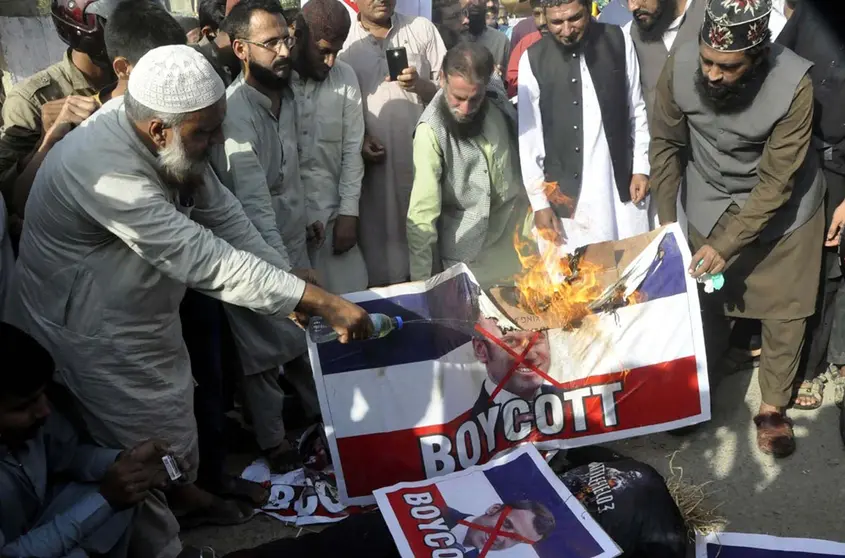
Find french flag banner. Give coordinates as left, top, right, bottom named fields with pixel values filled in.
left=696, top=533, right=845, bottom=557
left=309, top=224, right=710, bottom=505
left=375, top=445, right=621, bottom=558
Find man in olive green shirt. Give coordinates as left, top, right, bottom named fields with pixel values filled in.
left=0, top=0, right=117, bottom=217
left=407, top=42, right=527, bottom=288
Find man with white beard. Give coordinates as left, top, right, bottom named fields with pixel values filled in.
left=4, top=44, right=373, bottom=558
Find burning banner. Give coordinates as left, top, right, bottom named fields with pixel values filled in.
left=375, top=445, right=621, bottom=558
left=696, top=533, right=845, bottom=557
left=309, top=224, right=709, bottom=505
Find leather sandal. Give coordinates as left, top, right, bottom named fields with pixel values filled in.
left=753, top=412, right=795, bottom=458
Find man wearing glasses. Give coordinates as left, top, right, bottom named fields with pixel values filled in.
left=210, top=0, right=321, bottom=473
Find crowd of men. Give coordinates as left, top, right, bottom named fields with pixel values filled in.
left=0, top=0, right=842, bottom=555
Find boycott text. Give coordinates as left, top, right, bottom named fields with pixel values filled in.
left=419, top=382, right=624, bottom=477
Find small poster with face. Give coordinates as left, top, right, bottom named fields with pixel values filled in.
left=696, top=533, right=845, bottom=558
left=374, top=445, right=621, bottom=558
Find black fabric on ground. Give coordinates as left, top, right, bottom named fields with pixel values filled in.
left=559, top=458, right=688, bottom=558
left=553, top=445, right=629, bottom=471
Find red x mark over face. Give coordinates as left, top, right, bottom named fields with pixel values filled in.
left=457, top=505, right=536, bottom=557
left=474, top=324, right=565, bottom=403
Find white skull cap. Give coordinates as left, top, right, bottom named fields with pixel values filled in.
left=127, top=44, right=226, bottom=114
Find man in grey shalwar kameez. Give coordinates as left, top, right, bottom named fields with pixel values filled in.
left=4, top=45, right=372, bottom=558
left=211, top=0, right=319, bottom=472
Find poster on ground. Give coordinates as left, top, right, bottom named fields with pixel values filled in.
left=241, top=460, right=375, bottom=526
left=309, top=224, right=710, bottom=505
left=696, top=532, right=845, bottom=557
left=375, top=445, right=621, bottom=558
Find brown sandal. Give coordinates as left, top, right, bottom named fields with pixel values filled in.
left=753, top=412, right=795, bottom=458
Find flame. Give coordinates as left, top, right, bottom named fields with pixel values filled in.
left=512, top=183, right=607, bottom=330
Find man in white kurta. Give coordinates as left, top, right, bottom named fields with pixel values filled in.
left=4, top=45, right=371, bottom=557
left=295, top=0, right=368, bottom=294
left=518, top=0, right=650, bottom=257
left=211, top=1, right=318, bottom=471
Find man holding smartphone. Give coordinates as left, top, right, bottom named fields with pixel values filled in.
left=339, top=0, right=447, bottom=287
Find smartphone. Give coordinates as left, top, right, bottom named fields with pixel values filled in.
left=386, top=47, right=409, bottom=82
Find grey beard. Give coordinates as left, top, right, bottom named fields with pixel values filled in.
left=157, top=134, right=207, bottom=188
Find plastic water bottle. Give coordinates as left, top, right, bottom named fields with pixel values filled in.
left=308, top=313, right=404, bottom=344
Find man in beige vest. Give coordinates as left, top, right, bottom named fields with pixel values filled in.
left=408, top=42, right=527, bottom=287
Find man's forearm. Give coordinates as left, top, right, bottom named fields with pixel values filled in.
left=295, top=283, right=343, bottom=317
left=648, top=59, right=687, bottom=223
left=649, top=140, right=682, bottom=223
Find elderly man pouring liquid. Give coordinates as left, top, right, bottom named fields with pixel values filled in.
left=4, top=45, right=372, bottom=558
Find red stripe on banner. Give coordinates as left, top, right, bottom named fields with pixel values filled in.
left=386, top=485, right=456, bottom=555
left=342, top=0, right=359, bottom=12
left=337, top=356, right=701, bottom=498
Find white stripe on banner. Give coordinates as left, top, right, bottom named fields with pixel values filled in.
left=696, top=532, right=845, bottom=556
left=326, top=293, right=695, bottom=438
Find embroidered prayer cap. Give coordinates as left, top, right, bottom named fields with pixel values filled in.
left=127, top=45, right=226, bottom=113
left=701, top=0, right=772, bottom=53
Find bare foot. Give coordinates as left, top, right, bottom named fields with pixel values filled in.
left=167, top=483, right=215, bottom=514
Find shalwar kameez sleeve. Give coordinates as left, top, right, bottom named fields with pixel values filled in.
left=211, top=117, right=292, bottom=267
left=73, top=171, right=305, bottom=316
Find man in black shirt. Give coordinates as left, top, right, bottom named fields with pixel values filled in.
left=777, top=0, right=845, bottom=416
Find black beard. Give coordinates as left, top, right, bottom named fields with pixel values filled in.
left=248, top=60, right=290, bottom=90
left=438, top=93, right=488, bottom=139
left=467, top=7, right=487, bottom=36
left=632, top=0, right=676, bottom=42
left=694, top=56, right=770, bottom=114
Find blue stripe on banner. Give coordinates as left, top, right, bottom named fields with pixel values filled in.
left=317, top=272, right=479, bottom=375
left=483, top=453, right=603, bottom=557
left=707, top=545, right=837, bottom=558
left=636, top=231, right=687, bottom=303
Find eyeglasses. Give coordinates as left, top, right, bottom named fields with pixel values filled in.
left=238, top=35, right=297, bottom=53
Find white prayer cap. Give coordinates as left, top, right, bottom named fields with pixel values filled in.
left=127, top=45, right=226, bottom=114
